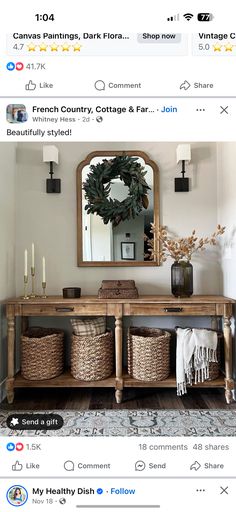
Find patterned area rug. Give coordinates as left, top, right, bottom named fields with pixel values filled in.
left=0, top=409, right=236, bottom=436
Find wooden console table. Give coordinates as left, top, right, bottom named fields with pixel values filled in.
left=6, top=295, right=235, bottom=404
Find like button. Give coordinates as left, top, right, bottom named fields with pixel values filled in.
left=12, top=460, right=23, bottom=471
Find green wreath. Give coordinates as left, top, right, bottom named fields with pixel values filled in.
left=83, top=155, right=151, bottom=226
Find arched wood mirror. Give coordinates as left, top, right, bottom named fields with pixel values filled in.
left=77, top=150, right=159, bottom=266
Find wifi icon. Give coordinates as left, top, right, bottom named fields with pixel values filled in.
left=183, top=13, right=194, bottom=21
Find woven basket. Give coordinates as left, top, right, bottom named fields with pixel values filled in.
left=128, top=327, right=171, bottom=381
left=71, top=329, right=114, bottom=381
left=21, top=327, right=64, bottom=381
left=207, top=333, right=222, bottom=381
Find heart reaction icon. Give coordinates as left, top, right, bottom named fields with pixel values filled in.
left=16, top=62, right=24, bottom=71
left=16, top=442, right=24, bottom=451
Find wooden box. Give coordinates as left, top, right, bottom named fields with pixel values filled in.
left=98, top=279, right=138, bottom=298
left=101, top=280, right=136, bottom=290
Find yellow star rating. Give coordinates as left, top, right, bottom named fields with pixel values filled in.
left=73, top=43, right=82, bottom=52
left=50, top=43, right=58, bottom=52
left=27, top=43, right=36, bottom=51
left=213, top=44, right=222, bottom=52
left=26, top=41, right=83, bottom=53
left=39, top=43, right=47, bottom=51
left=224, top=43, right=233, bottom=52
left=61, top=43, right=70, bottom=51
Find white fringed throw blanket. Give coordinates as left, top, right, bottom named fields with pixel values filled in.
left=176, top=328, right=218, bottom=396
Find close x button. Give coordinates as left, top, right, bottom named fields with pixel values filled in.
left=220, top=486, right=229, bottom=495
left=220, top=105, right=229, bottom=114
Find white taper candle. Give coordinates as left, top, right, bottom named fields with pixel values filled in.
left=42, top=257, right=46, bottom=282
left=24, top=250, right=28, bottom=277
left=31, top=243, right=35, bottom=268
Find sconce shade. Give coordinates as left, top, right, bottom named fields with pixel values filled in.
left=46, top=178, right=61, bottom=193
left=176, top=144, right=191, bottom=163
left=43, top=145, right=59, bottom=164
left=175, top=177, right=189, bottom=192
left=175, top=144, right=191, bottom=192
left=43, top=145, right=60, bottom=193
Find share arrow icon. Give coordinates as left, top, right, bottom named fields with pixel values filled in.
left=190, top=461, right=201, bottom=471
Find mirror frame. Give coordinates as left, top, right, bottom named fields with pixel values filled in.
left=77, top=150, right=160, bottom=266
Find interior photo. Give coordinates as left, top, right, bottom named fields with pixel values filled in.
left=0, top=141, right=236, bottom=436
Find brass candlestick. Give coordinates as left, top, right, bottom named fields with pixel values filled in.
left=22, top=275, right=29, bottom=299
left=42, top=281, right=47, bottom=298
left=30, top=267, right=36, bottom=298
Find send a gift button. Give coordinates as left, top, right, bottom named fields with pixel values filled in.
left=7, top=413, right=63, bottom=430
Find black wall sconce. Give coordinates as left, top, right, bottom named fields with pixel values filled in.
left=43, top=145, right=61, bottom=193
left=175, top=144, right=191, bottom=192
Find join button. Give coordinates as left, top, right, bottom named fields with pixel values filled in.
left=158, top=106, right=178, bottom=113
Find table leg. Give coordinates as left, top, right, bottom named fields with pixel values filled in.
left=223, top=312, right=234, bottom=404
left=115, top=314, right=123, bottom=404
left=6, top=309, right=15, bottom=404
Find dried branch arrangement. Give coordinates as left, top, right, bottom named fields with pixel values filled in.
left=146, top=224, right=225, bottom=262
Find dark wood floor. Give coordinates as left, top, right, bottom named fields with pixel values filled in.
left=1, top=387, right=236, bottom=411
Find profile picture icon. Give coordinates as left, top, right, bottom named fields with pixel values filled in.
left=6, top=104, right=28, bottom=123
left=6, top=485, right=28, bottom=507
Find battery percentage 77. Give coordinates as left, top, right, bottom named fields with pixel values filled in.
left=197, top=13, right=214, bottom=21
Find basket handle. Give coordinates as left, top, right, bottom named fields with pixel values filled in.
left=55, top=307, right=75, bottom=312
left=164, top=307, right=183, bottom=313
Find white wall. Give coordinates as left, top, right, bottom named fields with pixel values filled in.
left=217, top=142, right=236, bottom=299
left=0, top=144, right=16, bottom=297
left=15, top=142, right=221, bottom=296
left=0, top=143, right=16, bottom=399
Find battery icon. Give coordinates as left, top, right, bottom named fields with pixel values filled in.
left=197, top=13, right=214, bottom=21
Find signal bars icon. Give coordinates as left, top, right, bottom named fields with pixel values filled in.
left=167, top=14, right=180, bottom=21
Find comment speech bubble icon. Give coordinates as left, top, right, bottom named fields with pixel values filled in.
left=64, top=460, right=75, bottom=471
left=94, top=80, right=105, bottom=91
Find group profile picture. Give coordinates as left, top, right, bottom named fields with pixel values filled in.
left=6, top=104, right=28, bottom=123
left=6, top=485, right=28, bottom=507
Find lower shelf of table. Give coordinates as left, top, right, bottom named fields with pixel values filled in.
left=14, top=371, right=225, bottom=389
left=14, top=371, right=116, bottom=388
left=124, top=373, right=225, bottom=388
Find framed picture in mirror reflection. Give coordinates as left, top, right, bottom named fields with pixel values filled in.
left=121, top=242, right=135, bottom=260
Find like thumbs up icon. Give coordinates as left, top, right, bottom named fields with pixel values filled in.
left=25, top=80, right=36, bottom=91
left=12, top=460, right=23, bottom=471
